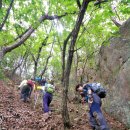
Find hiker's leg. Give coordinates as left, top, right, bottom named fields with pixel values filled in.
left=28, top=86, right=33, bottom=98
left=23, top=87, right=30, bottom=102
left=88, top=112, right=97, bottom=130
left=47, top=94, right=52, bottom=106
left=20, top=90, right=27, bottom=102
left=93, top=112, right=110, bottom=130
left=43, top=93, right=49, bottom=113
left=20, top=91, right=23, bottom=99
left=22, top=93, right=27, bottom=102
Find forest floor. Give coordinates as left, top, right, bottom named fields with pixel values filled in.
left=0, top=80, right=128, bottom=130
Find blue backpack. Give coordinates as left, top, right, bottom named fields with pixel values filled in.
left=85, top=83, right=106, bottom=98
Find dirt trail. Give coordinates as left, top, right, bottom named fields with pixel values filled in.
left=0, top=80, right=128, bottom=130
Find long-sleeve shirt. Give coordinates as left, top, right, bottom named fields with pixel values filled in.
left=18, top=80, right=27, bottom=89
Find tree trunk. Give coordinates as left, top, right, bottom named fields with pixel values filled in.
left=62, top=0, right=90, bottom=129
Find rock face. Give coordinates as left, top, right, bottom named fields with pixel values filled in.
left=97, top=18, right=130, bottom=128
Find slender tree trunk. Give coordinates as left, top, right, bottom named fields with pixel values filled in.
left=61, top=32, right=72, bottom=82
left=11, top=52, right=27, bottom=78
left=40, top=37, right=55, bottom=77
left=74, top=47, right=79, bottom=84
left=62, top=0, right=90, bottom=129
left=80, top=51, right=95, bottom=83
left=31, top=37, right=49, bottom=79
left=33, top=62, right=38, bottom=79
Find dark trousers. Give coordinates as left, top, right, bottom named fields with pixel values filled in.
left=88, top=94, right=109, bottom=130
left=89, top=102, right=109, bottom=130
left=20, top=85, right=31, bottom=102
left=43, top=92, right=52, bottom=113
left=29, top=86, right=33, bottom=98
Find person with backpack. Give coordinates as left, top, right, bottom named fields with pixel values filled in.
left=41, top=77, right=47, bottom=86
left=20, top=79, right=35, bottom=102
left=75, top=83, right=109, bottom=130
left=43, top=80, right=55, bottom=115
left=35, top=77, right=47, bottom=93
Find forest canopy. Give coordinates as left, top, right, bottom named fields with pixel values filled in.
left=0, top=0, right=129, bottom=78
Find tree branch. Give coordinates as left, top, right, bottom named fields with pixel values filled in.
left=0, top=0, right=14, bottom=31
left=74, top=46, right=83, bottom=52
left=76, top=0, right=81, bottom=9
left=11, top=51, right=27, bottom=77
left=0, top=12, right=76, bottom=61
left=111, top=17, right=122, bottom=27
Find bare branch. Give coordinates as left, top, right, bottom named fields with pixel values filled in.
left=111, top=17, right=122, bottom=27
left=0, top=0, right=14, bottom=31
left=11, top=51, right=27, bottom=77
left=74, top=46, right=83, bottom=52
left=94, top=0, right=108, bottom=8
left=76, top=0, right=81, bottom=9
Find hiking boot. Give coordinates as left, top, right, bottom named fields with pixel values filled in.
left=92, top=127, right=96, bottom=130
left=93, top=112, right=100, bottom=126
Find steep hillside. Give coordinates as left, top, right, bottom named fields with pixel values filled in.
left=0, top=80, right=128, bottom=130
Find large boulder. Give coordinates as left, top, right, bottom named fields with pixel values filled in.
left=97, top=18, right=130, bottom=128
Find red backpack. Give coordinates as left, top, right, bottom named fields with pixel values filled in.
left=27, top=80, right=34, bottom=87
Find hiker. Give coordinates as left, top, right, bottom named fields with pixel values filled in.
left=35, top=77, right=42, bottom=85
left=41, top=77, right=47, bottom=86
left=43, top=80, right=55, bottom=115
left=20, top=79, right=35, bottom=102
left=39, top=77, right=47, bottom=94
left=35, top=77, right=47, bottom=93
left=75, top=83, right=109, bottom=130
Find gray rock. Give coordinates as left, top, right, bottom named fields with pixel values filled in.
left=120, top=17, right=130, bottom=39
left=97, top=17, right=130, bottom=128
